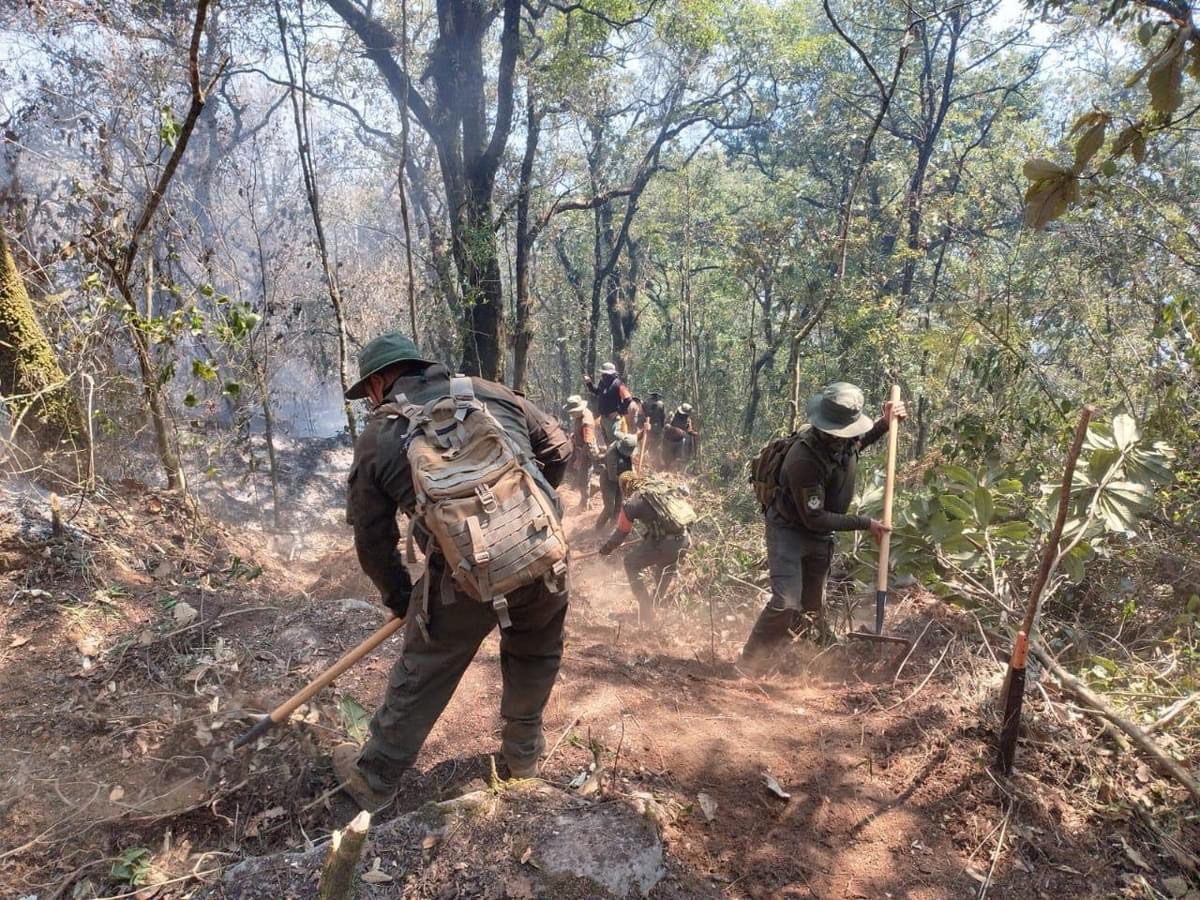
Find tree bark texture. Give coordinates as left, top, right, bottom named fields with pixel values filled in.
left=0, top=222, right=85, bottom=453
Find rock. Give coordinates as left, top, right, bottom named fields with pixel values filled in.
left=336, top=598, right=385, bottom=618
left=537, top=802, right=666, bottom=897
left=276, top=625, right=319, bottom=661
left=203, top=781, right=708, bottom=899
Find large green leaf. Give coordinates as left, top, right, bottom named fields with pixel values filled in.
left=939, top=465, right=977, bottom=488
left=1095, top=481, right=1150, bottom=533
left=991, top=521, right=1032, bottom=542
left=1111, top=413, right=1139, bottom=451
left=974, top=486, right=994, bottom=527
left=939, top=494, right=975, bottom=521
left=1125, top=443, right=1175, bottom=486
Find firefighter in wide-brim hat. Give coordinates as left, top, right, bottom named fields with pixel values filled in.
left=334, top=332, right=574, bottom=811
left=741, top=382, right=905, bottom=666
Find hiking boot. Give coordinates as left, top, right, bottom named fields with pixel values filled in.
left=332, top=743, right=396, bottom=813
left=792, top=611, right=837, bottom=648
left=504, top=756, right=540, bottom=780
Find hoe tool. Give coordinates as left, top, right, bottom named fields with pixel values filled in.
left=847, top=385, right=910, bottom=649
left=233, top=616, right=406, bottom=750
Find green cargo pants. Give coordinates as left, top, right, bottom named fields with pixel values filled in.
left=624, top=532, right=690, bottom=622
left=741, top=521, right=833, bottom=662
left=356, top=558, right=569, bottom=792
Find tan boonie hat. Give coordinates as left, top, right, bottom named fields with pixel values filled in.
left=806, top=382, right=874, bottom=438
left=563, top=394, right=588, bottom=414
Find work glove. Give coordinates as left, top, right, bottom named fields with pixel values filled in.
left=598, top=538, right=619, bottom=557
left=381, top=589, right=411, bottom=619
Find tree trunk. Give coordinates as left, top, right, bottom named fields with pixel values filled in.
left=275, top=0, right=356, bottom=437
left=123, top=260, right=186, bottom=491
left=0, top=222, right=85, bottom=454
left=511, top=82, right=541, bottom=393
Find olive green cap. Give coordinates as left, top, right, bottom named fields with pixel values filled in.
left=345, top=332, right=434, bottom=400
left=806, top=382, right=874, bottom=438
left=617, top=434, right=639, bottom=457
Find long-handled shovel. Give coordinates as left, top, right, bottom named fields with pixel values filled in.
left=232, top=616, right=406, bottom=750
left=847, top=384, right=909, bottom=648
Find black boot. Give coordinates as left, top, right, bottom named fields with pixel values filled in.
left=740, top=601, right=798, bottom=671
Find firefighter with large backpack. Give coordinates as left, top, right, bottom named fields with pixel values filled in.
left=598, top=471, right=696, bottom=623
left=335, top=332, right=574, bottom=812
left=743, top=383, right=905, bottom=668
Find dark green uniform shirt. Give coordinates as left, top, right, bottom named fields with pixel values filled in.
left=767, top=420, right=888, bottom=537
left=345, top=364, right=573, bottom=615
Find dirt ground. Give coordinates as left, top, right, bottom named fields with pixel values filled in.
left=1, top=477, right=1196, bottom=898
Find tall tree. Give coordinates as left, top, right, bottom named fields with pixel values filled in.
left=327, top=0, right=523, bottom=380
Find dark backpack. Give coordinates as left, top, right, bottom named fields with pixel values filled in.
left=749, top=425, right=811, bottom=510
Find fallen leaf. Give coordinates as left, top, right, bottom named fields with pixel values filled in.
left=8, top=635, right=30, bottom=649
left=763, top=772, right=791, bottom=801
left=146, top=498, right=163, bottom=514
left=109, top=785, right=125, bottom=802
left=519, top=846, right=533, bottom=865
left=173, top=601, right=199, bottom=627
left=421, top=831, right=442, bottom=850
left=1134, top=763, right=1151, bottom=784
left=1121, top=838, right=1151, bottom=871
left=75, top=635, right=100, bottom=657
left=244, top=806, right=286, bottom=837
left=697, top=792, right=718, bottom=823
left=361, top=857, right=394, bottom=884
left=1162, top=875, right=1189, bottom=898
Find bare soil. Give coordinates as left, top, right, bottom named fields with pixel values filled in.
left=1, top=478, right=1196, bottom=898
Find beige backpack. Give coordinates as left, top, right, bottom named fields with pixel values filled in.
left=383, top=377, right=567, bottom=627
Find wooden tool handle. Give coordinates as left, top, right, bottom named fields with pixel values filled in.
left=876, top=384, right=902, bottom=593
left=271, top=616, right=406, bottom=724
left=234, top=616, right=405, bottom=749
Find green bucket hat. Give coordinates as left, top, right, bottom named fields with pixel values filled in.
left=345, top=332, right=434, bottom=400
left=806, top=382, right=874, bottom=438
left=563, top=394, right=588, bottom=415
left=617, top=434, right=639, bottom=457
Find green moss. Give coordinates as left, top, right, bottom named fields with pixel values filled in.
left=0, top=223, right=85, bottom=451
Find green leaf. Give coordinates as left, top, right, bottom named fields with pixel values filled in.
left=223, top=381, right=241, bottom=398
left=939, top=465, right=977, bottom=488
left=928, top=510, right=963, bottom=544
left=159, top=105, right=179, bottom=147
left=183, top=391, right=198, bottom=408
left=991, top=521, right=1031, bottom=542
left=339, top=694, right=370, bottom=743
left=1125, top=444, right=1176, bottom=485
left=939, top=494, right=975, bottom=521
left=191, top=359, right=218, bottom=382
left=1111, top=413, right=1139, bottom=450
left=974, top=486, right=994, bottom=527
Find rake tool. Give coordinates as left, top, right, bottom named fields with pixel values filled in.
left=847, top=384, right=910, bottom=649
left=232, top=616, right=406, bottom=750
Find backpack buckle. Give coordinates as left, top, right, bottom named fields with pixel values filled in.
left=492, top=596, right=512, bottom=628
left=475, top=485, right=497, bottom=514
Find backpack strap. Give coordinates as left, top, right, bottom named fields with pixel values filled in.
left=450, top=375, right=476, bottom=422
